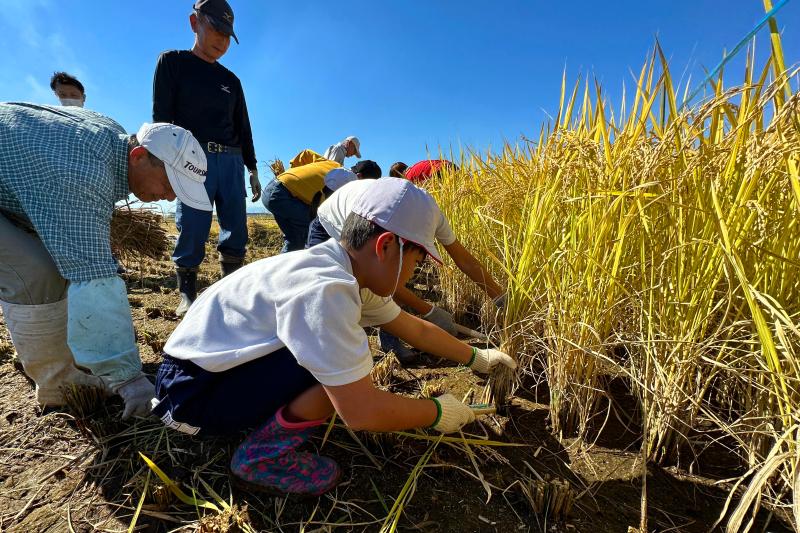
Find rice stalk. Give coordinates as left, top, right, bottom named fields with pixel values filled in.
left=428, top=25, right=800, bottom=529
left=379, top=436, right=441, bottom=533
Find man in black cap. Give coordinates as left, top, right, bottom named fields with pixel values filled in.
left=152, top=0, right=261, bottom=317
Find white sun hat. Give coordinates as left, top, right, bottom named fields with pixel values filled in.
left=351, top=177, right=442, bottom=263
left=136, top=123, right=212, bottom=211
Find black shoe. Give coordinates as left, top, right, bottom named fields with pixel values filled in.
left=220, top=260, right=244, bottom=277
left=219, top=253, right=245, bottom=278
left=175, top=267, right=198, bottom=317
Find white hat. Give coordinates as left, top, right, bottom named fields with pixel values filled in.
left=324, top=168, right=358, bottom=192
left=351, top=178, right=442, bottom=263
left=345, top=135, right=361, bottom=158
left=136, top=123, right=212, bottom=211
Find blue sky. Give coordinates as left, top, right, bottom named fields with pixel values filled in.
left=1, top=0, right=798, bottom=212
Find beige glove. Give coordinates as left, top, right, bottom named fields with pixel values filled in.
left=469, top=347, right=517, bottom=374
left=249, top=168, right=262, bottom=202
left=423, top=306, right=457, bottom=335
left=114, top=374, right=156, bottom=420
left=430, top=394, right=475, bottom=433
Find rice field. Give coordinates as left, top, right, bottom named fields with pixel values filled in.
left=1, top=6, right=799, bottom=533
left=426, top=21, right=800, bottom=533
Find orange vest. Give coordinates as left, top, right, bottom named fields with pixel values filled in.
left=277, top=150, right=341, bottom=205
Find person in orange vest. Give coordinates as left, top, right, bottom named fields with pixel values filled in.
left=262, top=150, right=341, bottom=252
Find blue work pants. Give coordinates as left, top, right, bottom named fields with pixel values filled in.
left=263, top=180, right=312, bottom=253
left=305, top=216, right=331, bottom=248
left=173, top=152, right=248, bottom=268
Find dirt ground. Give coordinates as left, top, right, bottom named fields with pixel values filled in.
left=0, top=215, right=792, bottom=532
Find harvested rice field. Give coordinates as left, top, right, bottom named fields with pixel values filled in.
left=0, top=216, right=793, bottom=532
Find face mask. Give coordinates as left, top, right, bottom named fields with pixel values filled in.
left=59, top=98, right=84, bottom=107
left=388, top=238, right=405, bottom=299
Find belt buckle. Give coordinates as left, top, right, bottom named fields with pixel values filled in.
left=207, top=142, right=221, bottom=153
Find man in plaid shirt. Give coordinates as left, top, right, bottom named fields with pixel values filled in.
left=0, top=103, right=211, bottom=418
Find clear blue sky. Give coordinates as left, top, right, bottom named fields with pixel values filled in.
left=1, top=0, right=798, bottom=212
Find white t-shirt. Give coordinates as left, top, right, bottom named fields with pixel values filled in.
left=317, top=179, right=457, bottom=246
left=164, top=239, right=401, bottom=386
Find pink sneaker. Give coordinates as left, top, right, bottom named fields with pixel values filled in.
left=230, top=406, right=341, bottom=496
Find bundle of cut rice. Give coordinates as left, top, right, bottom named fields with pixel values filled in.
left=110, top=207, right=169, bottom=260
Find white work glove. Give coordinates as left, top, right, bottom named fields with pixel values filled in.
left=114, top=375, right=156, bottom=420
left=468, top=347, right=517, bottom=374
left=423, top=306, right=457, bottom=335
left=492, top=293, right=507, bottom=309
left=249, top=168, right=262, bottom=202
left=430, top=394, right=476, bottom=433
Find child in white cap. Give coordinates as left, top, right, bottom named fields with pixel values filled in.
left=152, top=178, right=515, bottom=496
left=309, top=178, right=506, bottom=363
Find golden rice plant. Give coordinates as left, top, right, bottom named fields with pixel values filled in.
left=427, top=5, right=800, bottom=528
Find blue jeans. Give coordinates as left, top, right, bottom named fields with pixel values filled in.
left=305, top=217, right=331, bottom=248
left=263, top=180, right=312, bottom=253
left=173, top=152, right=248, bottom=268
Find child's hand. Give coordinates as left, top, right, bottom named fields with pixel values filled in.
left=469, top=348, right=517, bottom=374
left=430, top=394, right=476, bottom=433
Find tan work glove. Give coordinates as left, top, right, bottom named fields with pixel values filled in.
left=430, top=393, right=476, bottom=433
left=468, top=347, right=517, bottom=374
left=114, top=374, right=156, bottom=420
left=249, top=168, right=262, bottom=202
left=423, top=305, right=457, bottom=335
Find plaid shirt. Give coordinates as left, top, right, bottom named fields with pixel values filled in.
left=0, top=103, right=130, bottom=282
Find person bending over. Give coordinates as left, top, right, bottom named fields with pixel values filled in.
left=307, top=178, right=506, bottom=363
left=152, top=178, right=515, bottom=496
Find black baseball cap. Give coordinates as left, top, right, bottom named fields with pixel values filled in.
left=351, top=160, right=382, bottom=179
left=194, top=0, right=239, bottom=44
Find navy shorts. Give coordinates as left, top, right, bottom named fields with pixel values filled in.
left=152, top=349, right=318, bottom=436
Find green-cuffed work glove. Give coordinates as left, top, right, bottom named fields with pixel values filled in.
left=468, top=347, right=517, bottom=374
left=114, top=374, right=156, bottom=420
left=423, top=306, right=457, bottom=335
left=430, top=394, right=476, bottom=433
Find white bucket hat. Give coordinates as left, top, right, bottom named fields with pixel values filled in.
left=136, top=123, right=212, bottom=211
left=351, top=177, right=442, bottom=263
left=345, top=135, right=361, bottom=158
left=324, top=168, right=358, bottom=192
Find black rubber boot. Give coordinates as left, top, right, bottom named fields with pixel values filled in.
left=175, top=267, right=198, bottom=317
left=219, top=253, right=244, bottom=278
